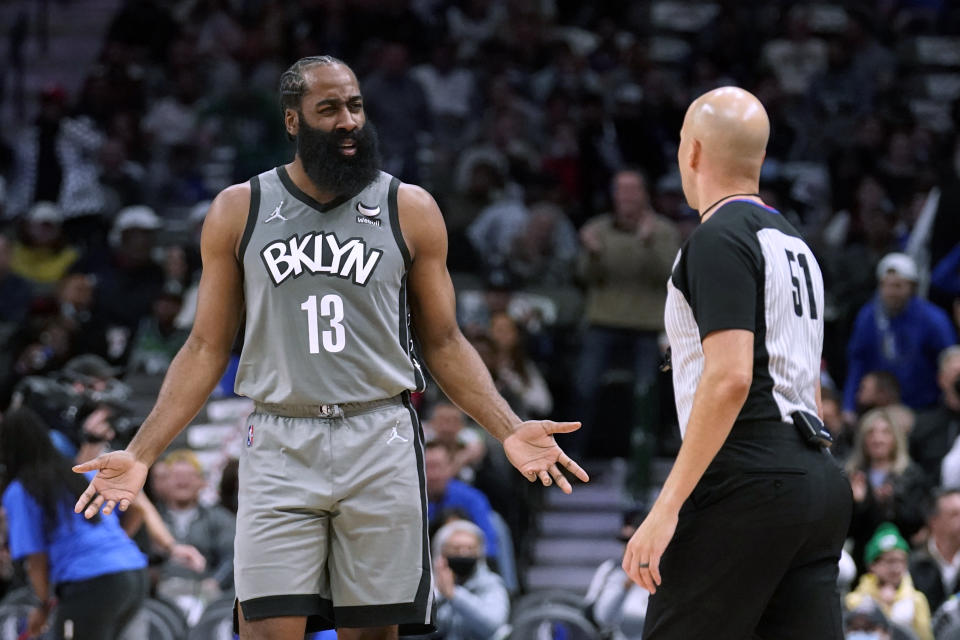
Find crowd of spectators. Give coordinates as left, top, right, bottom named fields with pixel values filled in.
left=2, top=0, right=960, bottom=638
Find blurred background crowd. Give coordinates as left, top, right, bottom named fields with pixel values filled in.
left=2, top=0, right=960, bottom=638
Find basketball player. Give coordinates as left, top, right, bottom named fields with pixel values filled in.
left=73, top=56, right=588, bottom=640
left=621, top=87, right=852, bottom=638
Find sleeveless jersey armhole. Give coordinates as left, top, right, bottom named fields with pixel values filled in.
left=237, top=175, right=261, bottom=271
left=387, top=177, right=411, bottom=271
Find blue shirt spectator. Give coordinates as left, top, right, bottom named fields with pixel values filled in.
left=425, top=442, right=499, bottom=558
left=3, top=473, right=146, bottom=584
left=845, top=253, right=957, bottom=412
left=0, top=408, right=148, bottom=640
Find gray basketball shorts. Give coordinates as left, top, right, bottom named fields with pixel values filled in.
left=234, top=394, right=435, bottom=633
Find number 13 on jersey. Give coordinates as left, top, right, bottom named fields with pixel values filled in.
left=300, top=294, right=346, bottom=353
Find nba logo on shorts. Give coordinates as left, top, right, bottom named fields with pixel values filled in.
left=246, top=424, right=255, bottom=447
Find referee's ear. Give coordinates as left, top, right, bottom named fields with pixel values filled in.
left=689, top=139, right=702, bottom=171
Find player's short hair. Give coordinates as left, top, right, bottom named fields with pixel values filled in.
left=279, top=55, right=347, bottom=114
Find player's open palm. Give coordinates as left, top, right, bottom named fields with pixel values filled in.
left=72, top=450, right=148, bottom=519
left=503, top=420, right=589, bottom=494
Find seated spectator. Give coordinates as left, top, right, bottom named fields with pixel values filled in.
left=857, top=370, right=903, bottom=415
left=844, top=253, right=956, bottom=414
left=847, top=408, right=929, bottom=572
left=823, top=386, right=854, bottom=463
left=97, top=137, right=145, bottom=213
left=466, top=189, right=531, bottom=288
left=128, top=284, right=189, bottom=375
left=10, top=314, right=74, bottom=382
left=71, top=205, right=165, bottom=359
left=911, top=346, right=960, bottom=486
left=584, top=509, right=649, bottom=639
left=0, top=233, right=33, bottom=324
left=844, top=600, right=897, bottom=640
left=424, top=400, right=487, bottom=483
left=11, top=202, right=79, bottom=291
left=425, top=441, right=499, bottom=559
left=432, top=519, right=510, bottom=640
left=153, top=450, right=235, bottom=597
left=55, top=272, right=108, bottom=358
left=1, top=407, right=147, bottom=639
left=847, top=523, right=933, bottom=640
left=506, top=201, right=579, bottom=287
left=488, top=311, right=552, bottom=419
left=911, top=489, right=960, bottom=613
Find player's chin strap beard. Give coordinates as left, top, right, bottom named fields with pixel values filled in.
left=699, top=192, right=761, bottom=219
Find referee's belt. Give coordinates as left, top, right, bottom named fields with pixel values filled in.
left=254, top=395, right=404, bottom=419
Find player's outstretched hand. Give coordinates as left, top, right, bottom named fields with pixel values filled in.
left=72, top=450, right=149, bottom=519
left=503, top=420, right=589, bottom=494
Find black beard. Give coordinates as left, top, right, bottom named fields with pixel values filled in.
left=296, top=116, right=381, bottom=197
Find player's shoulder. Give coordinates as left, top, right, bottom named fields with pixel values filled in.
left=396, top=181, right=445, bottom=236
left=205, top=182, right=252, bottom=229
left=197, top=181, right=256, bottom=257
left=397, top=181, right=441, bottom=216
left=214, top=181, right=253, bottom=212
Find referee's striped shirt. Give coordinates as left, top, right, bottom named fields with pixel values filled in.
left=665, top=200, right=824, bottom=438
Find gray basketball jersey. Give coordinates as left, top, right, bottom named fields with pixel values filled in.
left=235, top=166, right=424, bottom=404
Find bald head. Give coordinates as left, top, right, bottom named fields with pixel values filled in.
left=678, top=87, right=770, bottom=212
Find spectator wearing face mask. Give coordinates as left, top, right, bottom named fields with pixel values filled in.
left=847, top=523, right=933, bottom=640
left=844, top=601, right=894, bottom=640
left=432, top=519, right=510, bottom=640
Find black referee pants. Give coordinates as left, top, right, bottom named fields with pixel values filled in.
left=643, top=421, right=853, bottom=640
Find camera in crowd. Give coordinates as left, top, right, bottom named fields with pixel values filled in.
left=10, top=355, right=138, bottom=449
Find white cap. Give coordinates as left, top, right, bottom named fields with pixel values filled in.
left=113, top=205, right=161, bottom=233
left=27, top=201, right=63, bottom=225
left=876, top=252, right=918, bottom=282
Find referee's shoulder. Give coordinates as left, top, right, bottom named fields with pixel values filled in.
left=689, top=207, right=746, bottom=243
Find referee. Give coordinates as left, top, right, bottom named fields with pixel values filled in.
left=622, top=87, right=853, bottom=639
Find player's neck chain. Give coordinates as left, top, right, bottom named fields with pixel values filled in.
left=699, top=192, right=761, bottom=219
